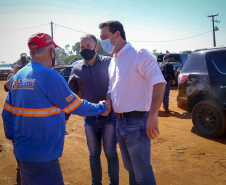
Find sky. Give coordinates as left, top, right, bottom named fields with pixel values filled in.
left=0, top=0, right=225, bottom=64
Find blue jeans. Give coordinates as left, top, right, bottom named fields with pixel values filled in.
left=17, top=159, right=64, bottom=185
left=84, top=112, right=119, bottom=185
left=117, top=115, right=156, bottom=185
left=163, top=82, right=171, bottom=110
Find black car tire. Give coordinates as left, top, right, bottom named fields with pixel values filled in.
left=192, top=100, right=226, bottom=138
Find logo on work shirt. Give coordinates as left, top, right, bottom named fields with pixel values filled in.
left=66, top=93, right=75, bottom=102
left=12, top=78, right=36, bottom=90
left=12, top=79, right=18, bottom=90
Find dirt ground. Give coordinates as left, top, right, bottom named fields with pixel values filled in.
left=0, top=80, right=225, bottom=185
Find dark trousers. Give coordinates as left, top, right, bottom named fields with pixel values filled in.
left=17, top=159, right=64, bottom=185
left=84, top=114, right=119, bottom=185
left=163, top=82, right=171, bottom=110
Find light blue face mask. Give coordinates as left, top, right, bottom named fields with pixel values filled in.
left=101, top=35, right=118, bottom=54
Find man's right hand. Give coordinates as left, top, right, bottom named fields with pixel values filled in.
left=171, top=81, right=176, bottom=85
left=99, top=100, right=111, bottom=116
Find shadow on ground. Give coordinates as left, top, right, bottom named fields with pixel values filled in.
left=191, top=127, right=226, bottom=145
left=158, top=110, right=191, bottom=119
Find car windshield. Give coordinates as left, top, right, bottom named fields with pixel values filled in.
left=0, top=64, right=10, bottom=67
left=157, top=54, right=182, bottom=62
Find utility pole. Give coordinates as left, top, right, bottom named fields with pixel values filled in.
left=51, top=21, right=54, bottom=40
left=208, top=14, right=218, bottom=47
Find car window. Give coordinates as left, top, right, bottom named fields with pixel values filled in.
left=168, top=54, right=181, bottom=62
left=157, top=55, right=164, bottom=62
left=54, top=67, right=64, bottom=72
left=157, top=54, right=182, bottom=63
left=182, top=53, right=207, bottom=73
left=206, top=51, right=226, bottom=74
left=59, top=67, right=72, bottom=76
left=181, top=54, right=188, bottom=64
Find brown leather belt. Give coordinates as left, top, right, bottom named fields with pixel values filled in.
left=116, top=111, right=148, bottom=118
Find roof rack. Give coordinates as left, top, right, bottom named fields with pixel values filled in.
left=194, top=46, right=226, bottom=52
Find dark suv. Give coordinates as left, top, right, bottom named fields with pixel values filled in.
left=157, top=53, right=188, bottom=84
left=54, top=61, right=79, bottom=82
left=177, top=47, right=226, bottom=137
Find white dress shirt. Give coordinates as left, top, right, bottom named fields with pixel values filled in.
left=108, top=42, right=166, bottom=113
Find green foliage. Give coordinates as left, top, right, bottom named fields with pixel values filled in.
left=55, top=47, right=68, bottom=58
left=152, top=49, right=163, bottom=57
left=72, top=42, right=80, bottom=55
left=56, top=55, right=81, bottom=65
left=182, top=50, right=193, bottom=54
left=55, top=45, right=81, bottom=65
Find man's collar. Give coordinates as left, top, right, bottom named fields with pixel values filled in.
left=115, top=42, right=131, bottom=58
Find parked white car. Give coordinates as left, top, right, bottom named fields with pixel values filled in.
left=0, top=63, right=13, bottom=79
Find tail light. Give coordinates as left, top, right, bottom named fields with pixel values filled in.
left=178, top=74, right=189, bottom=83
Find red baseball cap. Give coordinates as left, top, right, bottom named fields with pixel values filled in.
left=28, top=33, right=60, bottom=50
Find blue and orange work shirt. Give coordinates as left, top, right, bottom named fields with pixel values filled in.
left=2, top=62, right=106, bottom=162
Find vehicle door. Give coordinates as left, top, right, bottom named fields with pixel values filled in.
left=206, top=50, right=226, bottom=107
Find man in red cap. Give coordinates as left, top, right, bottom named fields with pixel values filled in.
left=2, top=33, right=109, bottom=185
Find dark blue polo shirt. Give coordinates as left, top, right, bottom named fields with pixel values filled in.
left=68, top=55, right=111, bottom=103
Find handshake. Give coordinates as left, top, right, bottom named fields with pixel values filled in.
left=99, top=100, right=112, bottom=116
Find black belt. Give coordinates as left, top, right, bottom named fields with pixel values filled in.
left=96, top=115, right=104, bottom=118
left=116, top=111, right=147, bottom=118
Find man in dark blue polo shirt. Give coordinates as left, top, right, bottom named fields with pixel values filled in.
left=67, top=34, right=119, bottom=185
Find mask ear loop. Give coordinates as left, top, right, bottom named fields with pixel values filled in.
left=112, top=31, right=119, bottom=47
left=50, top=48, right=56, bottom=68
left=114, top=38, right=118, bottom=47
left=50, top=48, right=53, bottom=60
left=94, top=45, right=97, bottom=52
left=53, top=49, right=55, bottom=58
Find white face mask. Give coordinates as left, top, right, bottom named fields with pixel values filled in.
left=101, top=35, right=118, bottom=54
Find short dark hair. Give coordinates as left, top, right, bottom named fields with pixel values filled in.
left=99, top=21, right=126, bottom=41
left=163, top=55, right=169, bottom=61
left=80, top=34, right=97, bottom=45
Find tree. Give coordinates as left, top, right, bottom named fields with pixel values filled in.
left=72, top=42, right=80, bottom=55
left=182, top=50, right=193, bottom=54
left=57, top=55, right=80, bottom=65
left=152, top=49, right=163, bottom=57
left=55, top=48, right=67, bottom=58
left=65, top=44, right=73, bottom=55
left=55, top=45, right=81, bottom=65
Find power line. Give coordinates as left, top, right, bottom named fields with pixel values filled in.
left=54, top=22, right=212, bottom=43
left=54, top=23, right=99, bottom=37
left=0, top=23, right=49, bottom=33
left=54, top=23, right=89, bottom=34
left=129, top=30, right=212, bottom=43
left=0, top=21, right=213, bottom=43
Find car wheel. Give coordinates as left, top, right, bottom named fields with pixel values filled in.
left=192, top=101, right=226, bottom=138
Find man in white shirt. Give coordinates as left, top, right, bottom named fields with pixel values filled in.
left=99, top=21, right=166, bottom=185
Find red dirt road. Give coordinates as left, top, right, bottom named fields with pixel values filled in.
left=0, top=81, right=225, bottom=185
